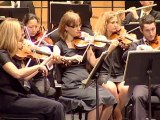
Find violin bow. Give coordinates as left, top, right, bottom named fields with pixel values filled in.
left=122, top=26, right=140, bottom=42
left=126, top=26, right=140, bottom=34
left=35, top=28, right=58, bottom=46
left=81, top=35, right=96, bottom=62
left=24, top=26, right=34, bottom=67
left=45, top=28, right=58, bottom=37
left=37, top=30, right=48, bottom=46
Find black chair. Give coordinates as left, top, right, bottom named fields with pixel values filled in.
left=125, top=96, right=160, bottom=120
left=58, top=96, right=87, bottom=120
left=0, top=113, right=45, bottom=120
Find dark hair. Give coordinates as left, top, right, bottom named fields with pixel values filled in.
left=139, top=14, right=156, bottom=30
left=22, top=13, right=39, bottom=25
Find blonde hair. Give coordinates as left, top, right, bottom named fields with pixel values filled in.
left=0, top=18, right=21, bottom=57
left=58, top=10, right=81, bottom=40
left=94, top=11, right=121, bottom=36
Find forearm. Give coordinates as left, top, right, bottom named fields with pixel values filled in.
left=24, top=71, right=39, bottom=81
left=3, top=62, right=41, bottom=80
left=87, top=48, right=97, bottom=67
left=16, top=65, right=41, bottom=79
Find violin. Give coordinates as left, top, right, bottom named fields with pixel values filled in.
left=109, top=28, right=137, bottom=50
left=73, top=32, right=107, bottom=49
left=73, top=38, right=106, bottom=49
left=147, top=35, right=160, bottom=49
left=16, top=40, right=71, bottom=66
left=31, top=31, right=54, bottom=45
left=15, top=40, right=51, bottom=60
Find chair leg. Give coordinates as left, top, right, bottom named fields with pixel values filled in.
left=125, top=103, right=133, bottom=120
left=70, top=111, right=74, bottom=120
left=85, top=112, right=88, bottom=120
left=79, top=111, right=82, bottom=120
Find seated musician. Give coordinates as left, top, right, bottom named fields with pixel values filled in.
left=121, top=1, right=160, bottom=25
left=123, top=14, right=160, bottom=120
left=0, top=18, right=65, bottom=120
left=22, top=13, right=56, bottom=97
left=94, top=11, right=134, bottom=120
left=52, top=10, right=117, bottom=120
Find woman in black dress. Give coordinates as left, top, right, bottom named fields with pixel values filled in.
left=0, top=18, right=65, bottom=120
left=52, top=11, right=117, bottom=120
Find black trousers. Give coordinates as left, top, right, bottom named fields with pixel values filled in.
left=3, top=94, right=65, bottom=120
left=132, top=85, right=160, bottom=120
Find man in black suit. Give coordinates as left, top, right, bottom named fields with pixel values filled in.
left=122, top=1, right=160, bottom=25
left=0, top=1, right=35, bottom=14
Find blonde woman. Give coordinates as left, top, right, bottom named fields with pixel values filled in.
left=0, top=18, right=65, bottom=120
left=94, top=11, right=130, bottom=120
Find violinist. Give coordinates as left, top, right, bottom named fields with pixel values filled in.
left=53, top=10, right=117, bottom=120
left=22, top=14, right=56, bottom=96
left=22, top=13, right=54, bottom=45
left=121, top=1, right=160, bottom=25
left=15, top=22, right=56, bottom=97
left=0, top=18, right=65, bottom=120
left=123, top=14, right=160, bottom=120
left=94, top=11, right=133, bottom=120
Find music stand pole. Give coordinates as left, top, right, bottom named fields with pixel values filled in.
left=147, top=70, right=152, bottom=120
left=82, top=50, right=110, bottom=120
left=96, top=77, right=99, bottom=120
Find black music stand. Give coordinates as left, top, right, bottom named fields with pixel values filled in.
left=82, top=50, right=109, bottom=120
left=0, top=8, right=29, bottom=21
left=49, top=3, right=90, bottom=31
left=124, top=50, right=160, bottom=120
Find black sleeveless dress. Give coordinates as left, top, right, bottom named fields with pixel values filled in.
left=55, top=40, right=117, bottom=111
